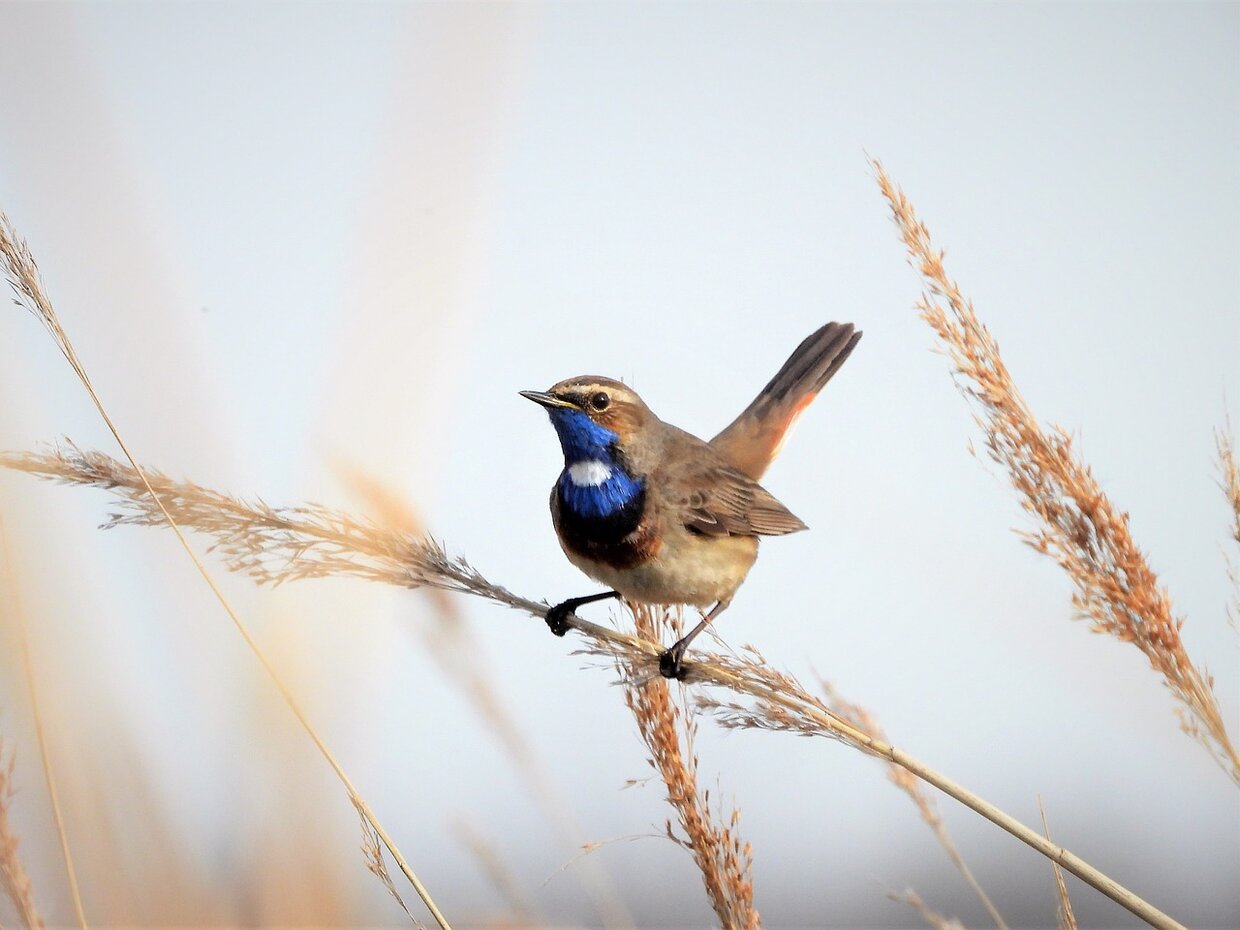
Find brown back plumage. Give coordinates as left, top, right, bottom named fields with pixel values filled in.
left=710, top=321, right=861, bottom=479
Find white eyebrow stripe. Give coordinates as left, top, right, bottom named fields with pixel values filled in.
left=568, top=460, right=612, bottom=487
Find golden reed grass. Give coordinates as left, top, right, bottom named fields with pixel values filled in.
left=625, top=606, right=757, bottom=930
left=1, top=444, right=1188, bottom=930
left=821, top=684, right=1005, bottom=930
left=0, top=742, right=43, bottom=930
left=873, top=160, right=1240, bottom=785
left=0, top=212, right=449, bottom=930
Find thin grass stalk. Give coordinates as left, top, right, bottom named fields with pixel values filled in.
left=0, top=527, right=88, bottom=930
left=0, top=444, right=1189, bottom=930
left=822, top=684, right=1005, bottom=930
left=624, top=606, right=758, bottom=930
left=0, top=742, right=42, bottom=929
left=1039, top=800, right=1078, bottom=930
left=0, top=212, right=450, bottom=930
left=872, top=160, right=1240, bottom=784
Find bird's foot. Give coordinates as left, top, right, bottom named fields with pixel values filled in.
left=544, top=601, right=575, bottom=637
left=544, top=591, right=620, bottom=638
left=657, top=642, right=690, bottom=680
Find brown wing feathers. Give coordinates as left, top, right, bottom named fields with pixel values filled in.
left=671, top=462, right=808, bottom=538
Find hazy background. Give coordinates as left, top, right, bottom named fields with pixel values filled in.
left=0, top=2, right=1236, bottom=927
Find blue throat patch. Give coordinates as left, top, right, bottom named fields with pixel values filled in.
left=546, top=408, right=644, bottom=519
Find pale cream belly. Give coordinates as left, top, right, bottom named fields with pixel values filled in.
left=561, top=529, right=759, bottom=606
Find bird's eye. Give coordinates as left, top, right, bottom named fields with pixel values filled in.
left=590, top=391, right=610, bottom=411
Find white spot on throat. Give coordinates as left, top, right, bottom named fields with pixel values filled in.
left=568, top=459, right=612, bottom=487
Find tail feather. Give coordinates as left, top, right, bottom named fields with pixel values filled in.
left=710, top=322, right=861, bottom=479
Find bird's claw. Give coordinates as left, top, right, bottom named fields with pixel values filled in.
left=544, top=602, right=574, bottom=637
left=658, top=644, right=689, bottom=680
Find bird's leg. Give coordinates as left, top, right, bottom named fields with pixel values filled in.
left=544, top=590, right=620, bottom=637
left=658, top=598, right=732, bottom=680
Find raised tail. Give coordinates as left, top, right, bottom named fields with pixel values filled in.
left=710, top=321, right=861, bottom=479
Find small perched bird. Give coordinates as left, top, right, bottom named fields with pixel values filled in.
left=522, top=321, right=861, bottom=679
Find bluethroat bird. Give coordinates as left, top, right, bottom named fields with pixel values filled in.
left=522, top=321, right=861, bottom=679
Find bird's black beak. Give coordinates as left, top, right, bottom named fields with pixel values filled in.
left=520, top=390, right=580, bottom=410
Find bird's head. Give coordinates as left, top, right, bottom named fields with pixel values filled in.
left=520, top=377, right=651, bottom=465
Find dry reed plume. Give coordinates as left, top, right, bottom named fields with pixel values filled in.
left=873, top=160, right=1240, bottom=784
left=3, top=443, right=533, bottom=608
left=0, top=211, right=448, bottom=930
left=821, top=684, right=1005, bottom=930
left=624, top=606, right=757, bottom=930
left=0, top=742, right=43, bottom=930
